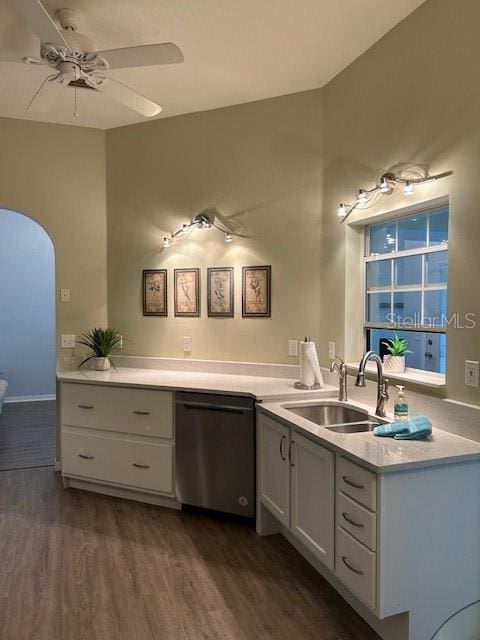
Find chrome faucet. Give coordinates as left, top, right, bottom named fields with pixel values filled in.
left=355, top=351, right=389, bottom=417
left=330, top=356, right=348, bottom=402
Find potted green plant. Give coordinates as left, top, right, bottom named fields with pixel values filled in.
left=77, top=327, right=121, bottom=371
left=382, top=333, right=413, bottom=374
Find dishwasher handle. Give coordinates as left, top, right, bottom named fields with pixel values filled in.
left=178, top=401, right=253, bottom=415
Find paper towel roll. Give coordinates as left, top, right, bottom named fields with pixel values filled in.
left=299, top=341, right=324, bottom=387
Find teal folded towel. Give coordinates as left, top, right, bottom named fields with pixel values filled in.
left=373, top=415, right=432, bottom=440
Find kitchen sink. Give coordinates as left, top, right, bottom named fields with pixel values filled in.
left=284, top=401, right=381, bottom=434
left=326, top=422, right=377, bottom=434
left=286, top=402, right=369, bottom=426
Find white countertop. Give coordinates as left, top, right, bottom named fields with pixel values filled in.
left=57, top=367, right=337, bottom=402
left=259, top=399, right=480, bottom=473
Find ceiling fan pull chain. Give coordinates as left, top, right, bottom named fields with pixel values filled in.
left=74, top=85, right=79, bottom=118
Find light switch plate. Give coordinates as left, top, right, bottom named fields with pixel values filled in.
left=288, top=340, right=298, bottom=357
left=183, top=336, right=192, bottom=352
left=328, top=341, right=336, bottom=359
left=61, top=334, right=76, bottom=349
left=465, top=360, right=479, bottom=387
left=60, top=288, right=70, bottom=303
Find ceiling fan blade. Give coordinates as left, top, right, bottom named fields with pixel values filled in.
left=5, top=0, right=67, bottom=46
left=97, top=43, right=183, bottom=70
left=96, top=76, right=162, bottom=117
left=27, top=75, right=63, bottom=112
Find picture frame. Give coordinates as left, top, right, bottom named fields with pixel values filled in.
left=143, top=269, right=167, bottom=316
left=207, top=267, right=234, bottom=317
left=242, top=265, right=271, bottom=317
left=174, top=268, right=200, bottom=317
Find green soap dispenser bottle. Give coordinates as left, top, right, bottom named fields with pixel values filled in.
left=394, top=385, right=409, bottom=421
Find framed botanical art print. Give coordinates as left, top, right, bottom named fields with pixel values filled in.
left=143, top=269, right=167, bottom=316
left=174, top=268, right=200, bottom=317
left=242, top=265, right=271, bottom=317
left=207, top=267, right=234, bottom=317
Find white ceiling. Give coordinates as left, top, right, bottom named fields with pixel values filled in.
left=0, top=0, right=425, bottom=130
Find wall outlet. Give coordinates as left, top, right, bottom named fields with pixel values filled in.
left=60, top=288, right=70, bottom=303
left=288, top=340, right=298, bottom=357
left=465, top=360, right=479, bottom=387
left=61, top=334, right=76, bottom=349
left=183, top=336, right=192, bottom=353
left=118, top=335, right=123, bottom=349
left=328, top=341, right=336, bottom=359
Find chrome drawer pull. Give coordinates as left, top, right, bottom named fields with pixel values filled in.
left=342, top=475, right=365, bottom=490
left=288, top=441, right=295, bottom=467
left=133, top=410, right=151, bottom=415
left=342, top=556, right=364, bottom=576
left=342, top=512, right=364, bottom=528
left=78, top=453, right=94, bottom=460
left=279, top=435, right=287, bottom=461
left=132, top=463, right=151, bottom=469
left=78, top=404, right=94, bottom=409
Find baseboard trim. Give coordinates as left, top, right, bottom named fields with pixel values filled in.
left=4, top=394, right=56, bottom=404
left=63, top=475, right=181, bottom=510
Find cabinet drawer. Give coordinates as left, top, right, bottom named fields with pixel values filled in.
left=336, top=526, right=376, bottom=609
left=336, top=491, right=376, bottom=551
left=62, top=429, right=174, bottom=495
left=61, top=383, right=173, bottom=439
left=337, top=456, right=377, bottom=511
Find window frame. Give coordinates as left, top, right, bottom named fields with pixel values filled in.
left=363, top=205, right=448, bottom=373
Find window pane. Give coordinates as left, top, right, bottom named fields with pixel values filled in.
left=367, top=328, right=446, bottom=373
left=398, top=215, right=427, bottom=251
left=426, top=251, right=448, bottom=285
left=366, top=260, right=391, bottom=290
left=424, top=290, right=447, bottom=326
left=367, top=292, right=391, bottom=322
left=394, top=255, right=422, bottom=287
left=369, top=222, right=396, bottom=255
left=393, top=291, right=422, bottom=323
left=429, top=208, right=448, bottom=246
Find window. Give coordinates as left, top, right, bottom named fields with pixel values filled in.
left=364, top=206, right=448, bottom=374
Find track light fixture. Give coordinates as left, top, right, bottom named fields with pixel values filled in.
left=162, top=213, right=242, bottom=249
left=337, top=168, right=453, bottom=223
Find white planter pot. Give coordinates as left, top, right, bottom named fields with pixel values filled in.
left=93, top=357, right=111, bottom=371
left=383, top=355, right=406, bottom=374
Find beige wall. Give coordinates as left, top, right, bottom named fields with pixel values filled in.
left=321, top=0, right=480, bottom=403
left=106, top=90, right=323, bottom=363
left=10, top=0, right=473, bottom=404
left=0, top=117, right=108, bottom=350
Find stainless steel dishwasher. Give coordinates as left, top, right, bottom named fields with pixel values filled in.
left=175, top=391, right=255, bottom=517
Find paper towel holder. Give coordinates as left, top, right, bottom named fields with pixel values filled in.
left=294, top=336, right=322, bottom=390
left=294, top=381, right=321, bottom=390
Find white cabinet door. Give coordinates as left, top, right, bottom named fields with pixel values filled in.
left=291, top=432, right=334, bottom=568
left=259, top=414, right=291, bottom=526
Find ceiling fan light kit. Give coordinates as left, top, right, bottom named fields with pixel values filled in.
left=5, top=0, right=184, bottom=118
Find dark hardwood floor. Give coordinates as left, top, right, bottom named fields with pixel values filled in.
left=0, top=400, right=55, bottom=471
left=0, top=467, right=379, bottom=640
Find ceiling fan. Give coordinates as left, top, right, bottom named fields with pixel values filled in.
left=3, top=0, right=184, bottom=117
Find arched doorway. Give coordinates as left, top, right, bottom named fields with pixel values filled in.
left=0, top=208, right=56, bottom=470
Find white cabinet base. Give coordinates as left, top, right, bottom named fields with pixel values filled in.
left=63, top=476, right=181, bottom=510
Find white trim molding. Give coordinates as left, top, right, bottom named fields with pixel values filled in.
left=4, top=394, right=56, bottom=403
